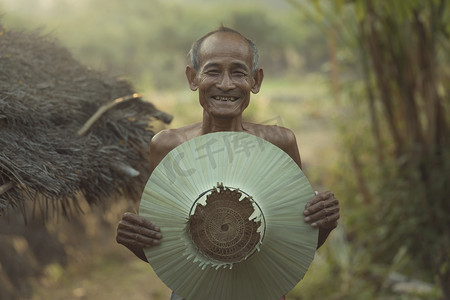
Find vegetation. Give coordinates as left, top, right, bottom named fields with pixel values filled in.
left=1, top=0, right=328, bottom=90
left=1, top=0, right=449, bottom=299
left=287, top=0, right=450, bottom=299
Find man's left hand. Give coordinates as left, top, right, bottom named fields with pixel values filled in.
left=303, top=191, right=339, bottom=229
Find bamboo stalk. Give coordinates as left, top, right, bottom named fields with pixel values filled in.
left=328, top=29, right=340, bottom=104
left=0, top=181, right=14, bottom=196
left=366, top=4, right=403, bottom=157
left=359, top=20, right=384, bottom=163
left=386, top=15, right=425, bottom=150
left=111, top=162, right=140, bottom=177
left=77, top=93, right=143, bottom=136
left=350, top=150, right=372, bottom=204
left=414, top=10, right=442, bottom=156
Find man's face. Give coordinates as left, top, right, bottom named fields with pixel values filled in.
left=187, top=32, right=263, bottom=119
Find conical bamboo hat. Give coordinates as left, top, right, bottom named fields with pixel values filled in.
left=140, top=132, right=317, bottom=300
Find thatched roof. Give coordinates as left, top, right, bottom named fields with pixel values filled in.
left=0, top=23, right=172, bottom=218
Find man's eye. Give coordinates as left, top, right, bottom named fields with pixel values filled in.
left=205, top=70, right=220, bottom=76
left=233, top=71, right=247, bottom=77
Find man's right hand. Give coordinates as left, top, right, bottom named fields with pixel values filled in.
left=116, top=212, right=162, bottom=262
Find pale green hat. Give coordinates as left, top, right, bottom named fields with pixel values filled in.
left=140, top=132, right=317, bottom=300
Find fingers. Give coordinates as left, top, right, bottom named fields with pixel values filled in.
left=305, top=204, right=339, bottom=220
left=304, top=206, right=339, bottom=228
left=122, top=212, right=161, bottom=232
left=303, top=191, right=340, bottom=229
left=305, top=191, right=335, bottom=208
left=116, top=229, right=161, bottom=248
left=118, top=218, right=162, bottom=239
left=304, top=191, right=338, bottom=215
left=116, top=212, right=162, bottom=249
left=310, top=212, right=339, bottom=229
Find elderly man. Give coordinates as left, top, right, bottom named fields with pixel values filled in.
left=116, top=26, right=340, bottom=300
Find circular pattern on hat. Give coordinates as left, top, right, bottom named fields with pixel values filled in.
left=140, top=131, right=317, bottom=300
left=188, top=186, right=264, bottom=263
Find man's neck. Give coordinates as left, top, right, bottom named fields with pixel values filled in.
left=201, top=112, right=245, bottom=134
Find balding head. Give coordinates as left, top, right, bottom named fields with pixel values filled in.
left=188, top=26, right=259, bottom=74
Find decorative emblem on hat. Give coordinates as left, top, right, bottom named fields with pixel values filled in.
left=188, top=185, right=264, bottom=263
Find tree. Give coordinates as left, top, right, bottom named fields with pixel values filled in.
left=288, top=0, right=449, bottom=298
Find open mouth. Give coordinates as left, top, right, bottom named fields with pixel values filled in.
left=212, top=96, right=239, bottom=102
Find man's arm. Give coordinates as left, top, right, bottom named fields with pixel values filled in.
left=116, top=130, right=183, bottom=262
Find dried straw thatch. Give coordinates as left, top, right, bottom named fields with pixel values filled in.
left=0, top=23, right=172, bottom=218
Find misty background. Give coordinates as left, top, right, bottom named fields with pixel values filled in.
left=1, top=0, right=448, bottom=299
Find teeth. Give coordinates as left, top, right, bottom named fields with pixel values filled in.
left=214, top=96, right=237, bottom=101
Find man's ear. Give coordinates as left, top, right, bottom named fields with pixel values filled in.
left=251, top=68, right=264, bottom=94
left=185, top=65, right=198, bottom=91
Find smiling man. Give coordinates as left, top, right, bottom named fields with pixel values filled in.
left=116, top=26, right=340, bottom=300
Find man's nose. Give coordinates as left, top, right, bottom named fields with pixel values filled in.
left=216, top=73, right=235, bottom=90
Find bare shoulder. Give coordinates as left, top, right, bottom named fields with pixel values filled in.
left=267, top=125, right=297, bottom=150
left=245, top=123, right=297, bottom=150
left=150, top=128, right=184, bottom=152
left=151, top=123, right=201, bottom=148
left=149, top=123, right=201, bottom=171
left=245, top=123, right=302, bottom=168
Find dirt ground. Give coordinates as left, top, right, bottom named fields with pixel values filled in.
left=30, top=230, right=172, bottom=300
left=16, top=199, right=172, bottom=300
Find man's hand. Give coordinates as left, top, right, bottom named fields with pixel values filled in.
left=303, top=191, right=339, bottom=249
left=116, top=212, right=162, bottom=261
left=303, top=191, right=339, bottom=230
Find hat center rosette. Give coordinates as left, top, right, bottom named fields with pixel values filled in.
left=187, top=185, right=265, bottom=265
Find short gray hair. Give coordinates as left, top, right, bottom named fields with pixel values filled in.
left=188, top=26, right=259, bottom=74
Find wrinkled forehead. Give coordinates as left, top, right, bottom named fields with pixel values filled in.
left=198, top=32, right=253, bottom=68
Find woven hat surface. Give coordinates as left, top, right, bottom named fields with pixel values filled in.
left=140, top=131, right=317, bottom=300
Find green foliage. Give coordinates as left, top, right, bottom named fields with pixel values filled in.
left=1, top=0, right=328, bottom=91
left=286, top=0, right=450, bottom=299
left=3, top=0, right=448, bottom=298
